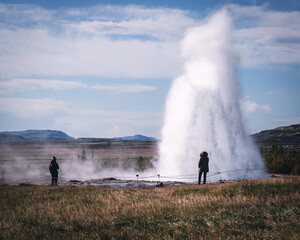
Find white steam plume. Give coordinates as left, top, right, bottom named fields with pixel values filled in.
left=158, top=9, right=267, bottom=181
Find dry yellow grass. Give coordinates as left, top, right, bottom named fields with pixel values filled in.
left=1, top=178, right=300, bottom=239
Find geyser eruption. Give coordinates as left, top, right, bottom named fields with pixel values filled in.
left=158, top=9, right=267, bottom=181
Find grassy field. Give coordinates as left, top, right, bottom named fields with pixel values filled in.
left=1, top=178, right=299, bottom=239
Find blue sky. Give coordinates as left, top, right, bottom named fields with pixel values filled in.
left=0, top=0, right=299, bottom=138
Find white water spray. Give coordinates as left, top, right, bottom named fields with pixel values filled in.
left=158, top=9, right=267, bottom=181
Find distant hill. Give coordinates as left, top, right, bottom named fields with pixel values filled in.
left=112, top=134, right=157, bottom=141
left=0, top=130, right=157, bottom=143
left=252, top=124, right=300, bottom=149
left=0, top=130, right=74, bottom=140
left=0, top=134, right=25, bottom=144
left=77, top=135, right=157, bottom=142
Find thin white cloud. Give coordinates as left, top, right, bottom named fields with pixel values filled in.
left=242, top=100, right=271, bottom=113
left=0, top=79, right=86, bottom=93
left=229, top=4, right=300, bottom=68
left=66, top=9, right=195, bottom=40
left=0, top=79, right=155, bottom=94
left=0, top=98, right=66, bottom=118
left=64, top=4, right=194, bottom=40
left=274, top=116, right=300, bottom=125
left=266, top=89, right=283, bottom=95
left=0, top=3, right=54, bottom=24
left=91, top=84, right=156, bottom=93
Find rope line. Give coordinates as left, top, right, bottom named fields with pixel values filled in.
left=1, top=168, right=268, bottom=184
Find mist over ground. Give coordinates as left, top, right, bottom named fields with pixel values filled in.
left=0, top=141, right=158, bottom=184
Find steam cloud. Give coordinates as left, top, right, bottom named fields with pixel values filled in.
left=158, top=9, right=267, bottom=181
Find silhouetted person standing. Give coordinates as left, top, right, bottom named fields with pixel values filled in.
left=198, top=151, right=209, bottom=184
left=49, top=156, right=59, bottom=185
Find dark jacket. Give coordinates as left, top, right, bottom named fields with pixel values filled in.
left=49, top=160, right=59, bottom=175
left=198, top=156, right=209, bottom=173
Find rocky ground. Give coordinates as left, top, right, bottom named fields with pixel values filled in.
left=63, top=178, right=191, bottom=188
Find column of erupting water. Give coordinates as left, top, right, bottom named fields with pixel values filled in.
left=158, top=9, right=267, bottom=181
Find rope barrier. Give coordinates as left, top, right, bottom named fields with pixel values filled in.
left=0, top=168, right=268, bottom=184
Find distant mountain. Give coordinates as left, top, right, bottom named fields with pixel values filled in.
left=0, top=130, right=74, bottom=140
left=113, top=134, right=157, bottom=141
left=0, top=130, right=156, bottom=143
left=0, top=134, right=25, bottom=143
left=252, top=124, right=300, bottom=147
